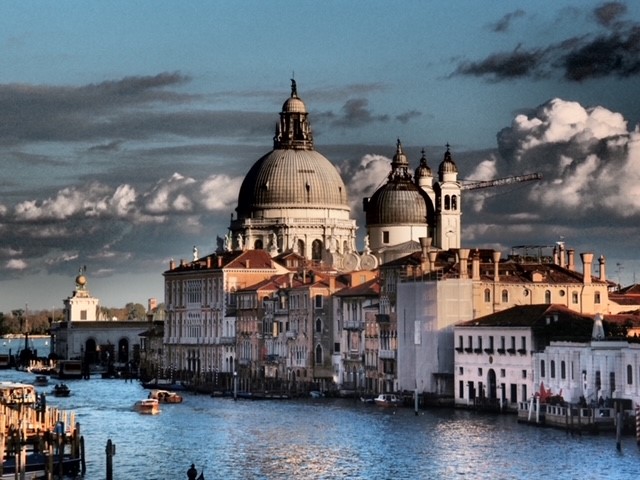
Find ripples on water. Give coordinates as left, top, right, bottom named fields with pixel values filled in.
left=1, top=368, right=639, bottom=479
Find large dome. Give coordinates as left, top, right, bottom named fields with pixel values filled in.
left=236, top=148, right=349, bottom=217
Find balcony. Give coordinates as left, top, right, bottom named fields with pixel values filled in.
left=484, top=348, right=494, bottom=354
left=517, top=349, right=528, bottom=355
left=497, top=348, right=506, bottom=355
left=218, top=336, right=235, bottom=345
left=285, top=331, right=297, bottom=339
left=344, top=320, right=365, bottom=330
left=379, top=349, right=395, bottom=360
left=455, top=347, right=464, bottom=353
left=507, top=348, right=516, bottom=355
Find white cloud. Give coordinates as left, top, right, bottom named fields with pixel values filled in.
left=346, top=154, right=392, bottom=212
left=200, top=174, right=243, bottom=211
left=6, top=259, right=27, bottom=270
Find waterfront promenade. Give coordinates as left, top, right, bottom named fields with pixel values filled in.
left=1, top=368, right=639, bottom=479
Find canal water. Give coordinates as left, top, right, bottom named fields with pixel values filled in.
left=2, top=341, right=640, bottom=479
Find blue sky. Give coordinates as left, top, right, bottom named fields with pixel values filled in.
left=1, top=1, right=640, bottom=310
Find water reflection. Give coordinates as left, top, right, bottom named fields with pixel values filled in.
left=1, top=368, right=638, bottom=479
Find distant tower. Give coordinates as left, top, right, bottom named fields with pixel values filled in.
left=434, top=144, right=461, bottom=250
left=415, top=148, right=435, bottom=207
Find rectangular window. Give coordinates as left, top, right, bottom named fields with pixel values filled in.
left=334, top=342, right=340, bottom=353
left=510, top=384, right=517, bottom=403
left=521, top=385, right=527, bottom=402
left=500, top=369, right=506, bottom=377
left=80, top=310, right=87, bottom=320
left=595, top=292, right=601, bottom=304
left=478, top=368, right=483, bottom=376
left=382, top=231, right=390, bottom=244
left=522, top=369, right=527, bottom=379
left=520, top=337, right=526, bottom=351
left=459, top=367, right=464, bottom=375
left=315, top=294, right=323, bottom=309
left=459, top=380, right=464, bottom=399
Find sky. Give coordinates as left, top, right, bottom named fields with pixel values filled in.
left=1, top=1, right=640, bottom=311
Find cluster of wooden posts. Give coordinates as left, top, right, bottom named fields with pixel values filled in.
left=0, top=401, right=85, bottom=479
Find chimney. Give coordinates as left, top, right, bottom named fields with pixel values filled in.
left=217, top=256, right=223, bottom=268
left=553, top=246, right=558, bottom=265
left=329, top=275, right=336, bottom=291
left=148, top=298, right=157, bottom=312
left=471, top=250, right=480, bottom=280
left=206, top=256, right=212, bottom=269
left=245, top=259, right=250, bottom=269
left=428, top=250, right=438, bottom=271
left=419, top=237, right=431, bottom=273
left=598, top=255, right=606, bottom=282
left=559, top=243, right=566, bottom=268
left=581, top=252, right=594, bottom=285
left=567, top=249, right=575, bottom=271
left=169, top=259, right=176, bottom=270
left=288, top=272, right=294, bottom=286
left=458, top=248, right=470, bottom=279
left=493, top=250, right=501, bottom=282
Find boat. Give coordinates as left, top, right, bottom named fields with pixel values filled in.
left=51, top=360, right=84, bottom=380
left=374, top=393, right=402, bottom=407
left=0, top=353, right=11, bottom=369
left=309, top=390, right=324, bottom=398
left=148, top=389, right=183, bottom=403
left=2, top=451, right=81, bottom=477
left=134, top=398, right=160, bottom=414
left=52, top=383, right=71, bottom=397
left=33, top=375, right=49, bottom=387
left=0, top=382, right=37, bottom=406
left=360, top=396, right=375, bottom=404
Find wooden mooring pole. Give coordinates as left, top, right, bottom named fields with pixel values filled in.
left=106, top=439, right=116, bottom=480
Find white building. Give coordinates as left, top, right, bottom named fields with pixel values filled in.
left=454, top=304, right=594, bottom=410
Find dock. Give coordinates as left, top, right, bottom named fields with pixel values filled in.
left=0, top=394, right=85, bottom=478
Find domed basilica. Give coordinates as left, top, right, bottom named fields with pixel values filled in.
left=228, top=80, right=461, bottom=269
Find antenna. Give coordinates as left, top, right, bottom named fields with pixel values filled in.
left=616, top=262, right=624, bottom=288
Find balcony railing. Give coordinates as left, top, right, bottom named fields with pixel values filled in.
left=379, top=349, right=395, bottom=360
left=344, top=320, right=365, bottom=330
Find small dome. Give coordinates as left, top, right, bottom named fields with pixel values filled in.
left=75, top=274, right=87, bottom=287
left=438, top=145, right=458, bottom=175
left=282, top=96, right=306, bottom=113
left=366, top=181, right=434, bottom=226
left=415, top=149, right=432, bottom=178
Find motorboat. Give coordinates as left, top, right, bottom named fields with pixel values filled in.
left=33, top=375, right=49, bottom=386
left=134, top=398, right=160, bottom=414
left=52, top=383, right=71, bottom=397
left=148, top=389, right=183, bottom=403
left=309, top=390, right=324, bottom=398
left=374, top=393, right=402, bottom=407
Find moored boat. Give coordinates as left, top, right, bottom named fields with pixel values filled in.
left=309, top=390, right=324, bottom=398
left=134, top=398, right=160, bottom=414
left=148, top=389, right=183, bottom=403
left=374, top=393, right=402, bottom=407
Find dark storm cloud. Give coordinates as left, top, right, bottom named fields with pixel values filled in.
left=454, top=3, right=640, bottom=82
left=454, top=47, right=546, bottom=81
left=327, top=98, right=389, bottom=128
left=593, top=2, right=627, bottom=28
left=489, top=9, right=525, bottom=33
left=0, top=72, right=272, bottom=146
left=561, top=27, right=640, bottom=81
left=395, top=110, right=422, bottom=124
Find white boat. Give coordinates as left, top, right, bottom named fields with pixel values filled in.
left=134, top=398, right=160, bottom=414
left=374, top=393, right=402, bottom=407
left=309, top=390, right=324, bottom=398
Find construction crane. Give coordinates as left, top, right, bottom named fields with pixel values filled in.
left=460, top=172, right=542, bottom=191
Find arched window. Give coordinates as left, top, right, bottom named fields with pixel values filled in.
left=550, top=360, right=556, bottom=378
left=484, top=288, right=491, bottom=303
left=561, top=361, right=566, bottom=379
left=627, top=365, right=633, bottom=385
left=545, top=290, right=551, bottom=304
left=595, top=292, right=601, bottom=304
left=315, top=344, right=323, bottom=364
left=312, top=239, right=323, bottom=260
left=444, top=195, right=451, bottom=210
left=315, top=318, right=322, bottom=333
left=254, top=239, right=263, bottom=250
left=451, top=195, right=457, bottom=211
left=540, top=360, right=546, bottom=378
left=501, top=289, right=509, bottom=303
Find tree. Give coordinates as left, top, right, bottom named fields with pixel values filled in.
left=126, top=303, right=146, bottom=320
